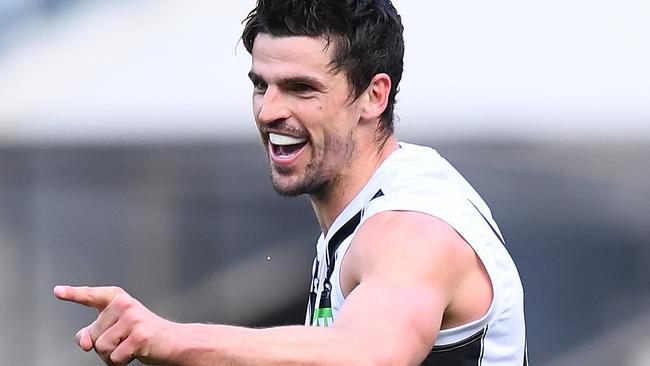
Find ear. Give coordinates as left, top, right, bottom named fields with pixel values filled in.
left=360, top=73, right=391, bottom=120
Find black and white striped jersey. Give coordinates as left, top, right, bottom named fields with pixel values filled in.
left=306, top=142, right=528, bottom=365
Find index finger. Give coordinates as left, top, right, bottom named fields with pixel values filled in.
left=53, top=285, right=121, bottom=311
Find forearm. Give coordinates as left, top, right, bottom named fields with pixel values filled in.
left=168, top=323, right=383, bottom=366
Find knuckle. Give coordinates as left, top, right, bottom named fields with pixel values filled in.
left=130, top=326, right=150, bottom=346
left=122, top=308, right=141, bottom=324
left=130, top=333, right=145, bottom=348
left=94, top=338, right=113, bottom=356
left=108, top=286, right=127, bottom=300
left=112, top=295, right=131, bottom=310
left=111, top=286, right=126, bottom=295
left=109, top=350, right=130, bottom=365
left=111, top=294, right=136, bottom=312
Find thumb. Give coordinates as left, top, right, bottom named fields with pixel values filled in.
left=75, top=323, right=95, bottom=352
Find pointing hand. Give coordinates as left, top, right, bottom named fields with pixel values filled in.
left=54, top=285, right=176, bottom=366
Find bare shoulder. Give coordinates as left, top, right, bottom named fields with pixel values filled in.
left=340, top=210, right=493, bottom=328
left=343, top=210, right=477, bottom=287
left=332, top=210, right=493, bottom=362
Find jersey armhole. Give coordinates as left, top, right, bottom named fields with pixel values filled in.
left=357, top=198, right=501, bottom=346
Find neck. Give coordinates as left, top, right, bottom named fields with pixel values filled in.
left=309, top=136, right=398, bottom=235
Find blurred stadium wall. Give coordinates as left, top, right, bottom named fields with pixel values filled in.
left=1, top=1, right=649, bottom=365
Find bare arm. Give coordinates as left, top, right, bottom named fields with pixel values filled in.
left=54, top=211, right=482, bottom=366
left=53, top=286, right=414, bottom=366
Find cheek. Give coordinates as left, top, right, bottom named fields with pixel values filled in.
left=299, top=102, right=352, bottom=145
left=320, top=128, right=351, bottom=159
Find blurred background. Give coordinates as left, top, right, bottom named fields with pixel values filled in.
left=0, top=0, right=648, bottom=365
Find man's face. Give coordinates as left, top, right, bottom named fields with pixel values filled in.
left=249, top=34, right=364, bottom=197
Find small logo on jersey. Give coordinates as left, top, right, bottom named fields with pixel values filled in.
left=312, top=307, right=334, bottom=327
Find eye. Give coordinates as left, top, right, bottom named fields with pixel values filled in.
left=289, top=83, right=316, bottom=94
left=252, top=79, right=267, bottom=93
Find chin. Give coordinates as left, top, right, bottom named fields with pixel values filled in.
left=271, top=173, right=332, bottom=198
left=272, top=186, right=304, bottom=197
left=270, top=173, right=304, bottom=197
left=271, top=181, right=305, bottom=197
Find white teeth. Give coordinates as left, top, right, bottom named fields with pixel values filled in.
left=269, top=133, right=308, bottom=146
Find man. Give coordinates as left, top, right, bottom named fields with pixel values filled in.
left=55, top=0, right=527, bottom=365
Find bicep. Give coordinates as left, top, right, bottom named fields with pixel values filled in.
left=331, top=211, right=475, bottom=364
left=332, top=277, right=446, bottom=365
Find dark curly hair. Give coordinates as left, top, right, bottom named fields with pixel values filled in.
left=241, top=0, right=405, bottom=139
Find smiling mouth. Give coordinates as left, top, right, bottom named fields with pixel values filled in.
left=269, top=133, right=309, bottom=158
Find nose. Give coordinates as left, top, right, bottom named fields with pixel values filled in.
left=256, top=85, right=291, bottom=125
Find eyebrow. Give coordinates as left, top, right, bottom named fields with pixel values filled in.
left=248, top=71, right=263, bottom=84
left=248, top=71, right=326, bottom=91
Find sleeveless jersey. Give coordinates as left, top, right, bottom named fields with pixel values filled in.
left=306, top=142, right=528, bottom=365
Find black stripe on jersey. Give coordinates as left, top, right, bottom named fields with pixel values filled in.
left=523, top=340, right=528, bottom=366
left=468, top=199, right=505, bottom=246
left=307, top=190, right=384, bottom=323
left=421, top=327, right=487, bottom=366
left=371, top=189, right=385, bottom=200
left=479, top=325, right=488, bottom=366
left=326, top=189, right=385, bottom=278
left=326, top=210, right=362, bottom=277
left=307, top=211, right=362, bottom=322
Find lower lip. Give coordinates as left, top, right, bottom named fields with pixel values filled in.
left=269, top=141, right=309, bottom=167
